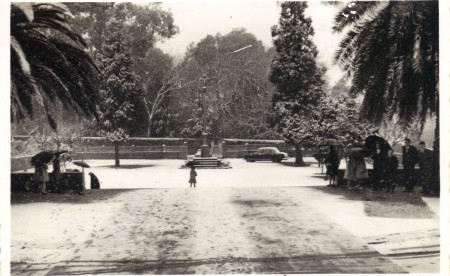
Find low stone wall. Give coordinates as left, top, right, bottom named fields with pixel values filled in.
left=11, top=171, right=83, bottom=193
left=72, top=144, right=188, bottom=160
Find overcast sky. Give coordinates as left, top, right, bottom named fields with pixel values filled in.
left=156, top=1, right=346, bottom=84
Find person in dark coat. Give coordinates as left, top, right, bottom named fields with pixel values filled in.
left=89, top=172, right=101, bottom=189
left=52, top=154, right=62, bottom=193
left=417, top=141, right=432, bottom=194
left=189, top=167, right=197, bottom=188
left=34, top=163, right=49, bottom=194
left=324, top=146, right=340, bottom=187
left=402, top=138, right=418, bottom=192
left=370, top=143, right=387, bottom=191
left=383, top=149, right=399, bottom=192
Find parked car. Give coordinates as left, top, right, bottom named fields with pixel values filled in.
left=244, top=147, right=288, bottom=163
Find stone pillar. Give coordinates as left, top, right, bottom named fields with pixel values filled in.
left=200, top=132, right=210, bottom=158
left=222, top=141, right=226, bottom=159
left=183, top=142, right=188, bottom=160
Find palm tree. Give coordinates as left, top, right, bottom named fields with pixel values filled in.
left=11, top=3, right=100, bottom=129
left=328, top=0, right=439, bottom=193
left=331, top=0, right=438, bottom=126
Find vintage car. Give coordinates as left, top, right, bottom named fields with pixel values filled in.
left=244, top=147, right=289, bottom=163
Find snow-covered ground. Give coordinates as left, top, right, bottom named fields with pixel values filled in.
left=11, top=158, right=440, bottom=275
left=61, top=158, right=330, bottom=189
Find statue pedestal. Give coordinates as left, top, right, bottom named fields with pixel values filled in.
left=200, top=144, right=210, bottom=158
left=200, top=132, right=210, bottom=158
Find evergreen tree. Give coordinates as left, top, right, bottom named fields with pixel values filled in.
left=96, top=18, right=144, bottom=168
left=269, top=1, right=326, bottom=165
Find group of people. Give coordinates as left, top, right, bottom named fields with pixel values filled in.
left=324, top=138, right=437, bottom=194
left=400, top=139, right=436, bottom=194
left=33, top=156, right=100, bottom=194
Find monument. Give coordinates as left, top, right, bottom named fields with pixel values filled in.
left=187, top=85, right=227, bottom=168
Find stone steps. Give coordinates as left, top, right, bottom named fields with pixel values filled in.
left=187, top=157, right=221, bottom=168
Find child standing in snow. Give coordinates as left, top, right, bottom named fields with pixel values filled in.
left=189, top=167, right=197, bottom=188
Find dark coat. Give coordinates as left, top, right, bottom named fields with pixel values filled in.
left=383, top=156, right=399, bottom=179
left=53, top=157, right=61, bottom=174
left=90, top=173, right=100, bottom=189
left=402, top=146, right=418, bottom=169
left=324, top=150, right=340, bottom=176
left=417, top=148, right=432, bottom=170
left=34, top=164, right=49, bottom=182
left=189, top=170, right=197, bottom=184
left=371, top=150, right=387, bottom=175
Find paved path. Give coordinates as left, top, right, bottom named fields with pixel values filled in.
left=13, top=187, right=405, bottom=275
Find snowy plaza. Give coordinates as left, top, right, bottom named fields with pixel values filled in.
left=6, top=1, right=446, bottom=275
left=11, top=158, right=440, bottom=275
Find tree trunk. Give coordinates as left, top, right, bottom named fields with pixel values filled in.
left=114, top=142, right=120, bottom=168
left=146, top=100, right=158, bottom=137
left=295, top=143, right=306, bottom=166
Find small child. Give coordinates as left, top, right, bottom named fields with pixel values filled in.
left=189, top=167, right=197, bottom=188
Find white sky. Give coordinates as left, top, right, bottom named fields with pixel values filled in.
left=156, top=1, right=346, bottom=84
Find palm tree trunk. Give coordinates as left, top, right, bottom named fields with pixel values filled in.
left=295, top=143, right=306, bottom=166
left=114, top=142, right=120, bottom=168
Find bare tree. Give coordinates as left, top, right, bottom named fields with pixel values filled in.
left=144, top=70, right=193, bottom=137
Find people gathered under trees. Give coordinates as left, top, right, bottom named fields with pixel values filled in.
left=331, top=138, right=437, bottom=195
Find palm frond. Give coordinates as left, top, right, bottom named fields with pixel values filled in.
left=10, top=2, right=100, bottom=128
left=332, top=1, right=384, bottom=33
left=11, top=3, right=34, bottom=22
left=10, top=36, right=30, bottom=75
